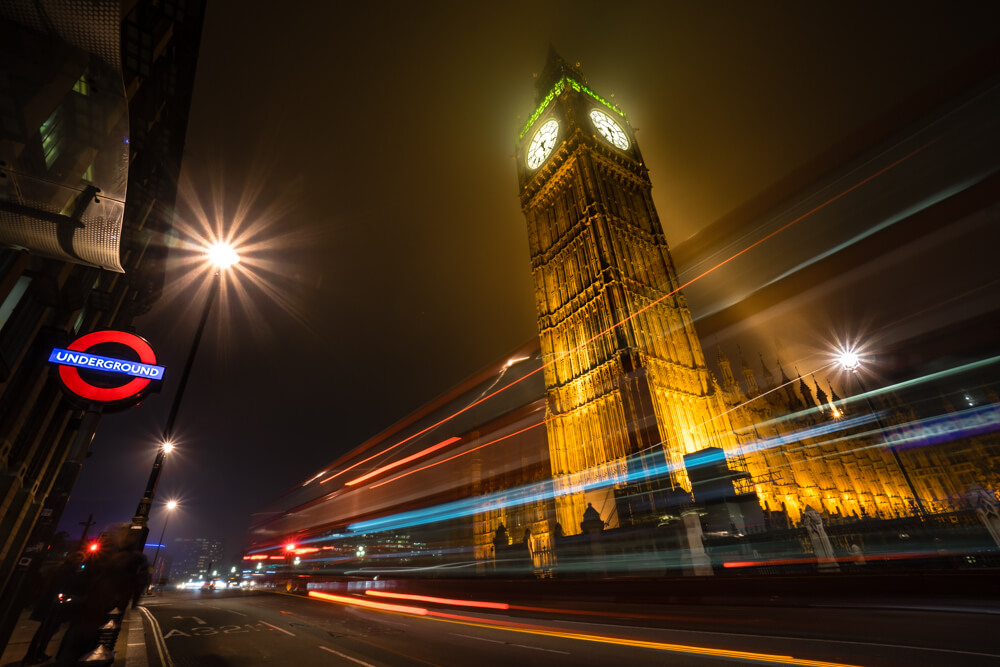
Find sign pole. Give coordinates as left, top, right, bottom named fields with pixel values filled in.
left=130, top=272, right=221, bottom=540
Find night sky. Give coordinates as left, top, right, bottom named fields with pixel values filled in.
left=60, top=1, right=1000, bottom=562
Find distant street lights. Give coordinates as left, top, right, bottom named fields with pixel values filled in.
left=838, top=348, right=926, bottom=517
left=130, top=242, right=240, bottom=544
left=150, top=499, right=178, bottom=584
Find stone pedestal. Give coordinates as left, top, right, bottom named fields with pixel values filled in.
left=680, top=509, right=713, bottom=576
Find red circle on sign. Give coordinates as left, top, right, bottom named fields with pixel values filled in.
left=58, top=330, right=158, bottom=403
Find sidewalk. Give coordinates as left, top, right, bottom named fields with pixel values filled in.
left=0, top=606, right=147, bottom=667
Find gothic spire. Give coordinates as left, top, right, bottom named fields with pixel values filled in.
left=814, top=378, right=829, bottom=405
left=814, top=378, right=829, bottom=416
left=797, top=371, right=815, bottom=407
left=826, top=378, right=845, bottom=417
left=759, top=352, right=775, bottom=389
left=776, top=358, right=791, bottom=385
left=827, top=379, right=842, bottom=404
left=536, top=46, right=587, bottom=102
left=716, top=345, right=736, bottom=388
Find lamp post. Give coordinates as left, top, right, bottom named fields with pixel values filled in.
left=150, top=499, right=177, bottom=587
left=839, top=350, right=926, bottom=517
left=130, top=243, right=239, bottom=543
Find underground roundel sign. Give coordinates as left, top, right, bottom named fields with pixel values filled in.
left=48, top=330, right=165, bottom=407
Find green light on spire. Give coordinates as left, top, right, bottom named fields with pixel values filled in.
left=519, top=76, right=626, bottom=140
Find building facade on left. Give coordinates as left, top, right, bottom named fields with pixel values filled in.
left=0, top=0, right=206, bottom=646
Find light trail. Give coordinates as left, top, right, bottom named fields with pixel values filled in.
left=635, top=360, right=841, bottom=460
left=348, top=355, right=999, bottom=534
left=345, top=437, right=462, bottom=486
left=308, top=590, right=429, bottom=615
left=369, top=415, right=551, bottom=489
left=305, top=589, right=861, bottom=665
left=425, top=611, right=861, bottom=666
left=365, top=590, right=510, bottom=610
left=316, top=134, right=937, bottom=491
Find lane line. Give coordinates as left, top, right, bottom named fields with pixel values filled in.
left=227, top=609, right=248, bottom=617
left=510, top=643, right=569, bottom=655
left=136, top=606, right=173, bottom=667
left=260, top=621, right=295, bottom=636
left=318, top=645, right=377, bottom=666
left=451, top=632, right=569, bottom=655
left=449, top=633, right=503, bottom=644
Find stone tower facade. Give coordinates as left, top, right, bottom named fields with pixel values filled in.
left=515, top=52, right=740, bottom=532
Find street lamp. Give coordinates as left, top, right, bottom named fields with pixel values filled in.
left=130, top=242, right=240, bottom=542
left=838, top=348, right=926, bottom=517
left=150, top=499, right=178, bottom=587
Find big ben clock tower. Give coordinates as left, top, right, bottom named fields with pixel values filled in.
left=516, top=51, right=737, bottom=532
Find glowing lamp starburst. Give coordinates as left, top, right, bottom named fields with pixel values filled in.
left=207, top=242, right=240, bottom=269
left=838, top=349, right=861, bottom=371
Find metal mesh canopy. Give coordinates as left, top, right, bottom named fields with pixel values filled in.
left=0, top=0, right=127, bottom=272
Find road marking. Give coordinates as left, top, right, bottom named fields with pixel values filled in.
left=318, top=645, right=377, bottom=666
left=450, top=633, right=504, bottom=644
left=510, top=643, right=570, bottom=655
left=219, top=624, right=249, bottom=633
left=450, top=632, right=569, bottom=655
left=227, top=609, right=248, bottom=617
left=137, top=606, right=174, bottom=667
left=125, top=611, right=147, bottom=667
left=260, top=621, right=295, bottom=636
left=172, top=615, right=206, bottom=625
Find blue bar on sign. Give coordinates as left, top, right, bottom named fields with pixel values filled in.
left=48, top=348, right=166, bottom=380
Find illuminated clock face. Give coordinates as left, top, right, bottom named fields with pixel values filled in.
left=590, top=109, right=629, bottom=150
left=526, top=119, right=559, bottom=169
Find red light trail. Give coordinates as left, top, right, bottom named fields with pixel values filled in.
left=345, top=436, right=461, bottom=486
left=365, top=590, right=510, bottom=610
left=369, top=415, right=551, bottom=489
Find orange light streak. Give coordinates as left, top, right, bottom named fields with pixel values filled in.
left=308, top=590, right=428, bottom=615
left=422, top=611, right=860, bottom=667
left=303, top=591, right=858, bottom=666
left=369, top=416, right=551, bottom=489
left=365, top=590, right=510, bottom=610
left=322, top=136, right=937, bottom=491
left=345, top=437, right=461, bottom=487
left=368, top=590, right=697, bottom=622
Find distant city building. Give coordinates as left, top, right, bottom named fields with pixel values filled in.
left=171, top=537, right=224, bottom=581
left=0, top=0, right=205, bottom=647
